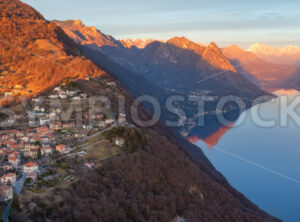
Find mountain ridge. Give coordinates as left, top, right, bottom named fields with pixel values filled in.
left=54, top=19, right=267, bottom=99
left=247, top=43, right=300, bottom=66
left=0, top=1, right=106, bottom=106
left=223, top=44, right=300, bottom=88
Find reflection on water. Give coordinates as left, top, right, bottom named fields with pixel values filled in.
left=187, top=113, right=238, bottom=148
left=189, top=89, right=300, bottom=222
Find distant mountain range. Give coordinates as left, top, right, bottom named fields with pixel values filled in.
left=223, top=44, right=300, bottom=89
left=120, top=38, right=158, bottom=48
left=247, top=43, right=300, bottom=66
left=55, top=20, right=267, bottom=100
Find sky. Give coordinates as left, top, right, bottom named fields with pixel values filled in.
left=22, top=0, right=300, bottom=49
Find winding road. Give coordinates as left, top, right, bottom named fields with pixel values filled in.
left=2, top=173, right=27, bottom=222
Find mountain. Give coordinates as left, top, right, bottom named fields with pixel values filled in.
left=120, top=38, right=157, bottom=48
left=0, top=1, right=280, bottom=221
left=131, top=38, right=267, bottom=99
left=223, top=44, right=299, bottom=88
left=55, top=20, right=268, bottom=98
left=0, top=2, right=105, bottom=106
left=54, top=19, right=124, bottom=50
left=55, top=19, right=273, bottom=143
left=247, top=43, right=300, bottom=66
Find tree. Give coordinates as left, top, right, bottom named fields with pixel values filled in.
left=11, top=190, right=20, bottom=212
left=140, top=131, right=147, bottom=148
left=25, top=177, right=32, bottom=185
left=35, top=141, right=41, bottom=145
left=37, top=148, right=42, bottom=159
left=61, top=162, right=68, bottom=168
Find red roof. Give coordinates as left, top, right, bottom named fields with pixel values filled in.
left=36, top=126, right=49, bottom=132
left=24, top=162, right=38, bottom=167
left=2, top=141, right=15, bottom=145
left=41, top=147, right=51, bottom=150
left=56, top=144, right=66, bottom=150
left=8, top=157, right=18, bottom=161
left=2, top=173, right=16, bottom=178
left=10, top=144, right=20, bottom=149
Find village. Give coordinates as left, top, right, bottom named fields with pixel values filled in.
left=0, top=79, right=130, bottom=214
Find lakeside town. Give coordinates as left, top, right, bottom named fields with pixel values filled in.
left=0, top=78, right=131, bottom=218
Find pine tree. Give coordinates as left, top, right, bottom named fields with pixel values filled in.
left=11, top=190, right=20, bottom=212
left=37, top=148, right=42, bottom=159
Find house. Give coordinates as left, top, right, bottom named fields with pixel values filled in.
left=23, top=162, right=39, bottom=173
left=95, top=114, right=104, bottom=120
left=59, top=92, right=67, bottom=99
left=8, top=151, right=20, bottom=158
left=80, top=93, right=87, bottom=99
left=63, top=122, right=75, bottom=129
left=33, top=106, right=40, bottom=112
left=1, top=173, right=16, bottom=185
left=66, top=90, right=76, bottom=97
left=74, top=132, right=86, bottom=138
left=50, top=122, right=62, bottom=130
left=27, top=172, right=37, bottom=183
left=98, top=121, right=106, bottom=127
left=71, top=96, right=81, bottom=101
left=15, top=84, right=23, bottom=89
left=48, top=94, right=58, bottom=99
left=23, top=150, right=32, bottom=158
left=39, top=117, right=50, bottom=126
left=10, top=144, right=22, bottom=150
left=40, top=137, right=49, bottom=144
left=32, top=97, right=42, bottom=103
left=0, top=149, right=6, bottom=155
left=48, top=112, right=56, bottom=119
left=0, top=185, right=12, bottom=201
left=4, top=92, right=13, bottom=97
left=28, top=149, right=38, bottom=159
left=105, top=119, right=114, bottom=125
left=22, top=136, right=30, bottom=143
left=54, top=108, right=62, bottom=114
left=0, top=162, right=12, bottom=171
left=36, top=126, right=50, bottom=133
left=107, top=81, right=116, bottom=86
left=84, top=162, right=95, bottom=169
left=115, top=138, right=124, bottom=147
left=29, top=120, right=38, bottom=127
left=118, top=116, right=126, bottom=124
left=41, top=147, right=52, bottom=156
left=82, top=124, right=93, bottom=130
left=53, top=86, right=61, bottom=92
left=8, top=157, right=20, bottom=168
left=0, top=153, right=5, bottom=162
left=56, top=144, right=66, bottom=153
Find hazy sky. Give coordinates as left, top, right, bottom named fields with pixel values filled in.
left=23, top=0, right=300, bottom=48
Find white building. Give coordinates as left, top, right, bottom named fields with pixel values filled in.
left=54, top=87, right=62, bottom=92
left=115, top=138, right=124, bottom=147
left=8, top=157, right=20, bottom=168
left=48, top=94, right=58, bottom=99
left=0, top=185, right=12, bottom=201
left=41, top=147, right=52, bottom=156
left=39, top=118, right=50, bottom=126
left=23, top=162, right=39, bottom=174
left=59, top=92, right=67, bottom=99
left=1, top=173, right=16, bottom=185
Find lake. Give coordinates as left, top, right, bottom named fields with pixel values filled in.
left=190, top=89, right=300, bottom=222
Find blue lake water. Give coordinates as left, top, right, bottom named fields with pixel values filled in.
left=194, top=90, right=300, bottom=222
